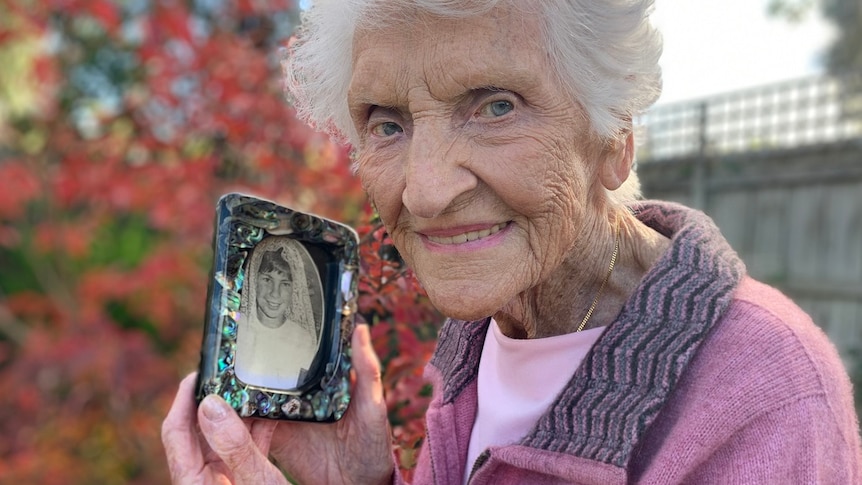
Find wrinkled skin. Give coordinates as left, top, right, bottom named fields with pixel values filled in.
left=162, top=374, right=281, bottom=485
left=161, top=4, right=669, bottom=484
left=349, top=8, right=646, bottom=338
left=161, top=325, right=393, bottom=485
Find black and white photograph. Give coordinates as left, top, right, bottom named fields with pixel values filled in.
left=234, top=235, right=324, bottom=391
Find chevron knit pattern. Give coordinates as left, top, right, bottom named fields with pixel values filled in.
left=428, top=201, right=746, bottom=468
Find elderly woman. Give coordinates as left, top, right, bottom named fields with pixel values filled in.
left=162, top=1, right=862, bottom=483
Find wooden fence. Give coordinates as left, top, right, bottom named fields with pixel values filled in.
left=636, top=72, right=862, bottom=367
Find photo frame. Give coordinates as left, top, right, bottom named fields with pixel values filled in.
left=195, top=193, right=359, bottom=422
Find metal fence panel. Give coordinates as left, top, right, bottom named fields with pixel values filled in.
left=636, top=71, right=862, bottom=161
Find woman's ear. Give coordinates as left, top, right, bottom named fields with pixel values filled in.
left=599, top=131, right=634, bottom=191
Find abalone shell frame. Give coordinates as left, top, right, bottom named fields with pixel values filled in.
left=196, top=193, right=360, bottom=422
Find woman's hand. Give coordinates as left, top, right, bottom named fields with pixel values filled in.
left=161, top=325, right=394, bottom=485
left=162, top=373, right=284, bottom=484
left=268, top=324, right=395, bottom=485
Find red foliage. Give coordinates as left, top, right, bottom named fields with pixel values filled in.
left=0, top=1, right=440, bottom=482
left=0, top=161, right=41, bottom=221
left=357, top=222, right=440, bottom=475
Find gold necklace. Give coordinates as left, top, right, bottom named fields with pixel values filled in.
left=575, top=220, right=620, bottom=332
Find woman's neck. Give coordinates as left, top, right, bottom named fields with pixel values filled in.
left=256, top=310, right=286, bottom=329
left=493, top=209, right=670, bottom=339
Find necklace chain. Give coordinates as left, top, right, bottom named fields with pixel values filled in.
left=575, top=220, right=620, bottom=332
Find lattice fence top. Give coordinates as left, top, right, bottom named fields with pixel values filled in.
left=636, top=71, right=862, bottom=161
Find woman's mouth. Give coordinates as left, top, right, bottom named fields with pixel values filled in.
left=266, top=300, right=282, bottom=310
left=425, top=222, right=507, bottom=245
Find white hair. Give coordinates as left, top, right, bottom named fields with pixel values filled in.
left=283, top=0, right=662, bottom=206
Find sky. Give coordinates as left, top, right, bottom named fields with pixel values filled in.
left=652, top=0, right=836, bottom=105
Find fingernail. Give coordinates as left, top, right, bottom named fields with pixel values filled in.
left=201, top=395, right=229, bottom=422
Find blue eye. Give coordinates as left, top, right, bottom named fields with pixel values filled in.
left=371, top=121, right=403, bottom=137
left=480, top=99, right=514, bottom=118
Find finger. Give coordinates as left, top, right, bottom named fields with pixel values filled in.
left=268, top=325, right=384, bottom=460
left=162, top=373, right=206, bottom=483
left=268, top=325, right=394, bottom=485
left=341, top=325, right=395, bottom=485
left=198, top=394, right=285, bottom=485
left=249, top=418, right=278, bottom=456
left=351, top=324, right=386, bottom=413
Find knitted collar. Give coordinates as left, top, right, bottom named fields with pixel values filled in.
left=428, top=201, right=746, bottom=467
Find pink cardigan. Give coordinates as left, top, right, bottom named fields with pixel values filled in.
left=394, top=202, right=861, bottom=484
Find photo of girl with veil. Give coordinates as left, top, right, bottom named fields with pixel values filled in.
left=235, top=235, right=324, bottom=391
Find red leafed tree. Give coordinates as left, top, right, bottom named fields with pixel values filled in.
left=0, top=1, right=440, bottom=483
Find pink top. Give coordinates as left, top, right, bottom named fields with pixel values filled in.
left=464, top=319, right=605, bottom=483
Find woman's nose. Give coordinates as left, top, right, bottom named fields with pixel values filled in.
left=402, top=125, right=477, bottom=219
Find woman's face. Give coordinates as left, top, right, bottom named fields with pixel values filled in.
left=349, top=7, right=621, bottom=321
left=256, top=269, right=291, bottom=325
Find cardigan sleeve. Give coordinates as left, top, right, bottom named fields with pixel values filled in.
left=679, top=393, right=861, bottom=484
left=630, top=362, right=862, bottom=484
left=629, top=286, right=862, bottom=484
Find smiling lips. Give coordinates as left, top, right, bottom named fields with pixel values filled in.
left=265, top=300, right=282, bottom=310
left=425, top=222, right=507, bottom=245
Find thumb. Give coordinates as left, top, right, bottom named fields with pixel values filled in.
left=198, top=395, right=285, bottom=485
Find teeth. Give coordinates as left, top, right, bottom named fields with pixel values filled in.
left=426, top=223, right=506, bottom=245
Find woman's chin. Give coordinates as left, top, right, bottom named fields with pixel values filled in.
left=425, top=287, right=506, bottom=323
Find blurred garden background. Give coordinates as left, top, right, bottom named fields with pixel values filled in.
left=0, top=0, right=859, bottom=483
left=0, top=1, right=440, bottom=482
